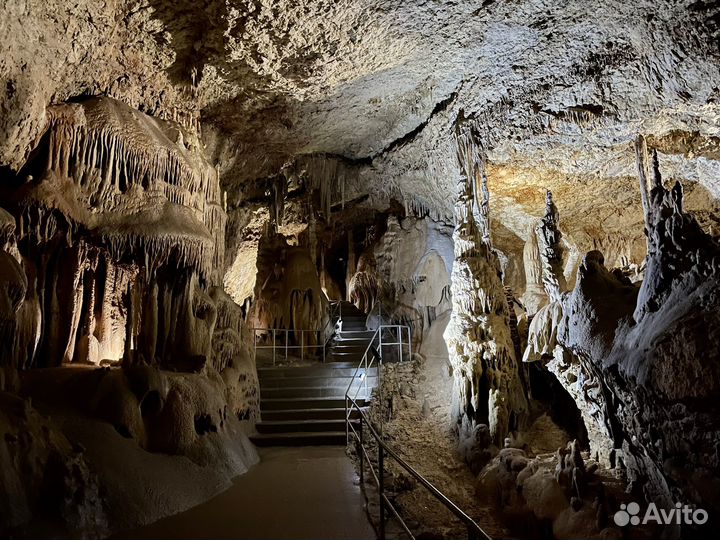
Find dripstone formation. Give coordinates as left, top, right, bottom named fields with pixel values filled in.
left=2, top=2, right=720, bottom=539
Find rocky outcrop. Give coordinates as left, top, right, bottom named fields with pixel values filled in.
left=524, top=137, right=720, bottom=537
left=0, top=391, right=107, bottom=538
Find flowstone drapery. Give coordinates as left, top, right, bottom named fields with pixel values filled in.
left=0, top=98, right=259, bottom=537
left=1, top=97, right=233, bottom=369
left=444, top=126, right=528, bottom=468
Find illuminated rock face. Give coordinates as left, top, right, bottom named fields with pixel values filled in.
left=444, top=128, right=529, bottom=467
left=2, top=97, right=230, bottom=369
left=0, top=98, right=259, bottom=536
left=524, top=142, right=720, bottom=533
left=251, top=232, right=328, bottom=345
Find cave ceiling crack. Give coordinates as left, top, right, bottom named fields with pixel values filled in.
left=294, top=90, right=460, bottom=169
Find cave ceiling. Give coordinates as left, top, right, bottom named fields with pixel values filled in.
left=2, top=0, right=720, bottom=244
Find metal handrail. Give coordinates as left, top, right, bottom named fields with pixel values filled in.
left=252, top=328, right=326, bottom=365
left=321, top=300, right=342, bottom=362
left=366, top=299, right=389, bottom=326
left=345, top=325, right=409, bottom=400
left=343, top=322, right=487, bottom=540
left=252, top=301, right=341, bottom=365
left=347, top=394, right=491, bottom=540
left=344, top=324, right=411, bottom=444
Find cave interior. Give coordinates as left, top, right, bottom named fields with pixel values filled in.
left=1, top=1, right=720, bottom=539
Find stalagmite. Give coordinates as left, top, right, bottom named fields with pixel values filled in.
left=520, top=225, right=548, bottom=316
left=536, top=190, right=566, bottom=303
left=444, top=124, right=528, bottom=469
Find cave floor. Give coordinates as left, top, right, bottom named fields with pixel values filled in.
left=118, top=446, right=376, bottom=540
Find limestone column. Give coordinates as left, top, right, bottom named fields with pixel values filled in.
left=444, top=126, right=528, bottom=464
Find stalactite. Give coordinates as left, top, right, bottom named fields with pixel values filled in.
left=3, top=97, right=231, bottom=370
left=33, top=98, right=226, bottom=283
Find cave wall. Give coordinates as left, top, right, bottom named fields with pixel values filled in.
left=0, top=97, right=260, bottom=537
left=1, top=97, right=229, bottom=369
left=346, top=214, right=453, bottom=342
left=251, top=230, right=329, bottom=348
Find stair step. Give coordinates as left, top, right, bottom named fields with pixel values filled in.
left=328, top=347, right=371, bottom=354
left=260, top=376, right=378, bottom=389
left=256, top=419, right=349, bottom=434
left=257, top=366, right=377, bottom=378
left=325, top=356, right=367, bottom=363
left=261, top=407, right=366, bottom=421
left=261, top=397, right=368, bottom=410
left=260, top=386, right=375, bottom=399
left=250, top=431, right=347, bottom=446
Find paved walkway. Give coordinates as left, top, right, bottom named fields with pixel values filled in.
left=120, top=446, right=376, bottom=540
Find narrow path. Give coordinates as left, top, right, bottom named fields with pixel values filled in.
left=120, top=446, right=376, bottom=540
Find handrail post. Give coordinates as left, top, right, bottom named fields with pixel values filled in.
left=285, top=329, right=288, bottom=362
left=379, top=443, right=386, bottom=540
left=408, top=326, right=412, bottom=361
left=378, top=326, right=383, bottom=362
left=358, top=412, right=364, bottom=484
left=364, top=353, right=368, bottom=398
left=345, top=396, right=349, bottom=445
left=301, top=331, right=304, bottom=361
left=272, top=329, right=276, bottom=366
left=398, top=325, right=402, bottom=362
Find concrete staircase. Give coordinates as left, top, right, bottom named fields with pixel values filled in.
left=251, top=302, right=379, bottom=446
left=325, top=301, right=376, bottom=364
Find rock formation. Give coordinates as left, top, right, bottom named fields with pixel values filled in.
left=1, top=2, right=720, bottom=538
left=523, top=137, right=720, bottom=537
left=444, top=125, right=529, bottom=469
left=0, top=97, right=259, bottom=537
left=479, top=441, right=628, bottom=539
